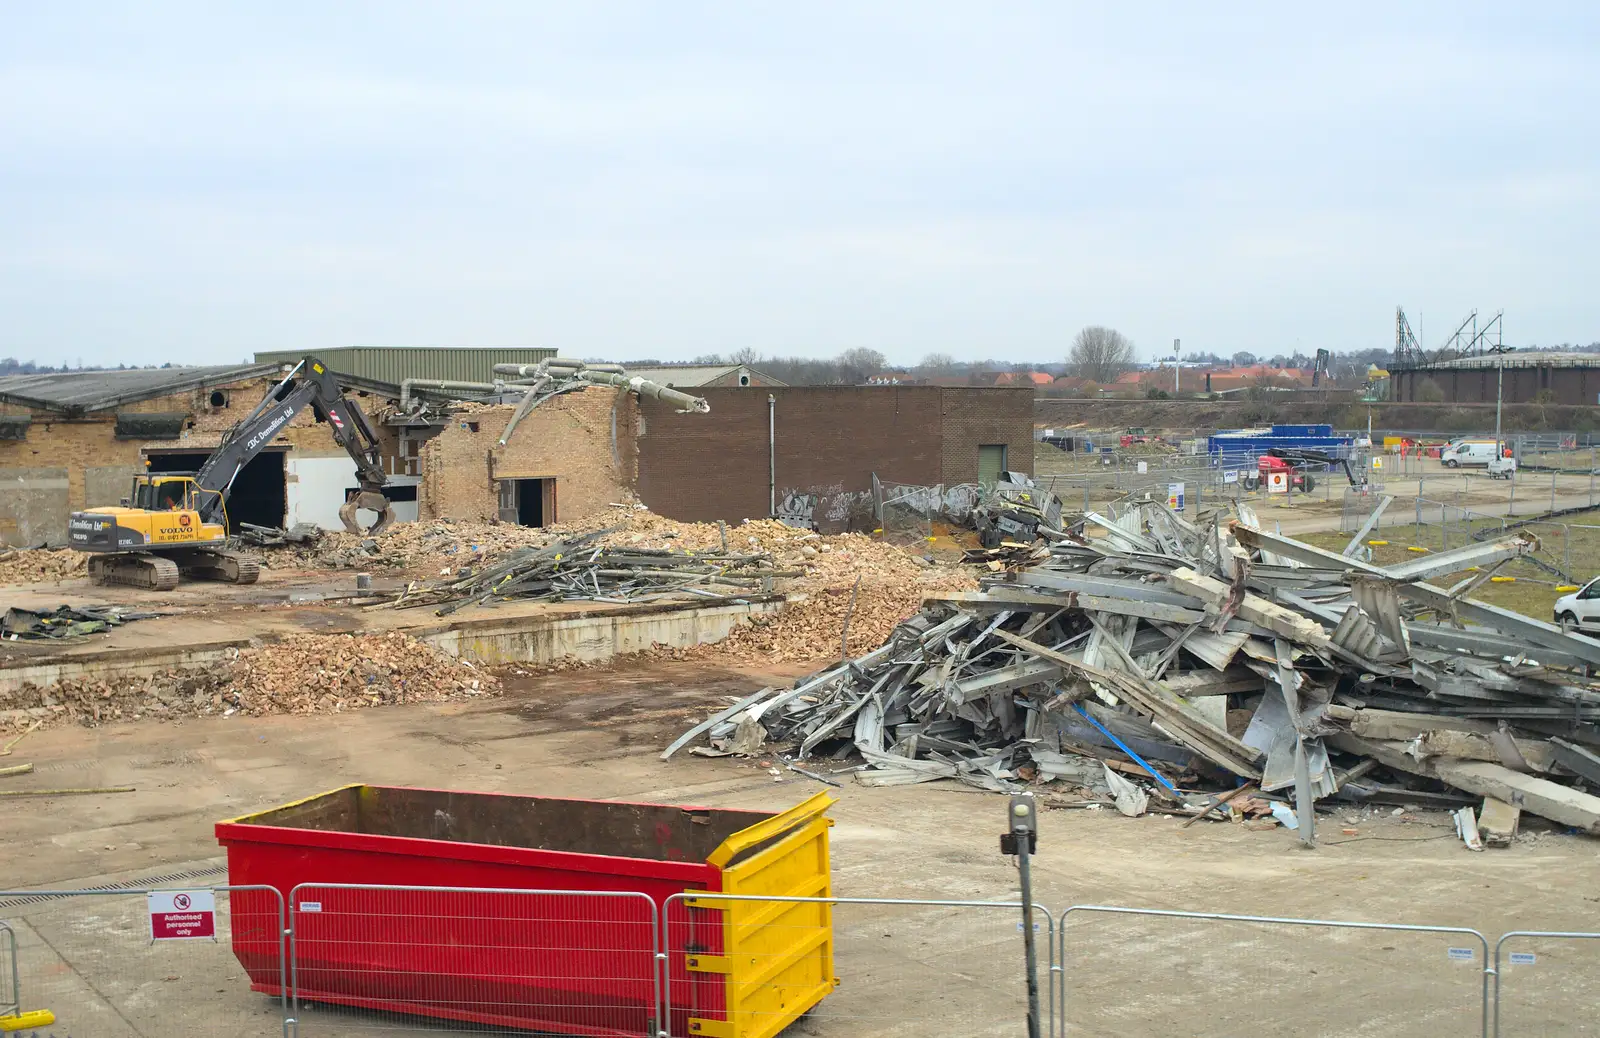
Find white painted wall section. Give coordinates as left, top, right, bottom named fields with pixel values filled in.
left=286, top=457, right=357, bottom=530
left=286, top=456, right=416, bottom=529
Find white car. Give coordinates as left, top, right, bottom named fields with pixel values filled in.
left=1554, top=578, right=1600, bottom=631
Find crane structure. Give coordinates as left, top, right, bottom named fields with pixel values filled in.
left=1394, top=306, right=1504, bottom=367
left=67, top=357, right=394, bottom=590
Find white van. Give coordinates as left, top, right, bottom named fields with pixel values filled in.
left=1441, top=440, right=1503, bottom=467
left=1555, top=578, right=1600, bottom=630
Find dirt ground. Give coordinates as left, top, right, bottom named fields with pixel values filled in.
left=6, top=657, right=1600, bottom=1036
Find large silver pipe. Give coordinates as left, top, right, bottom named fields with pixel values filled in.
left=581, top=370, right=710, bottom=413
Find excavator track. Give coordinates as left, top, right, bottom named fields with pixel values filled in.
left=88, top=553, right=181, bottom=591
left=172, top=548, right=261, bottom=584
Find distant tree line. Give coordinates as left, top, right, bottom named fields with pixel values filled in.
left=0, top=357, right=159, bottom=376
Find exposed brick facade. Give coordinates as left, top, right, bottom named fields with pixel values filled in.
left=938, top=387, right=1037, bottom=482
left=417, top=387, right=639, bottom=524
left=636, top=386, right=1033, bottom=524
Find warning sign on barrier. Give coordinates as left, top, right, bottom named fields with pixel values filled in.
left=1268, top=472, right=1289, bottom=494
left=1167, top=482, right=1185, bottom=510
left=149, top=890, right=216, bottom=941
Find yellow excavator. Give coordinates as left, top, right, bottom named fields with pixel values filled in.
left=68, top=357, right=394, bottom=590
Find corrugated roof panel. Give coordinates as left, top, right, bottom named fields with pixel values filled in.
left=255, top=347, right=558, bottom=384
left=0, top=364, right=276, bottom=413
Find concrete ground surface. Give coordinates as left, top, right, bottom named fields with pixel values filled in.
left=6, top=660, right=1600, bottom=1037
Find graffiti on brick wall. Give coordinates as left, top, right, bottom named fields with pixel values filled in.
left=776, top=484, right=874, bottom=533
left=776, top=488, right=821, bottom=529
left=877, top=482, right=984, bottom=524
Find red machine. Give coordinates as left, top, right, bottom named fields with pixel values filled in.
left=1251, top=452, right=1316, bottom=492
left=1240, top=448, right=1365, bottom=493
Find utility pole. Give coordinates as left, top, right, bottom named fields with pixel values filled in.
left=1173, top=339, right=1181, bottom=395
left=1491, top=337, right=1513, bottom=470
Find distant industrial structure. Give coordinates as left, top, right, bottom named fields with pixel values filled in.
left=1392, top=351, right=1600, bottom=405
left=1389, top=307, right=1600, bottom=405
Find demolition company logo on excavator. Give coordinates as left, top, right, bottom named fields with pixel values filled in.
left=246, top=406, right=295, bottom=451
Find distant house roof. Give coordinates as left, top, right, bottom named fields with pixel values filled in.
left=0, top=363, right=279, bottom=415
left=994, top=371, right=1055, bottom=386
left=624, top=364, right=786, bottom=387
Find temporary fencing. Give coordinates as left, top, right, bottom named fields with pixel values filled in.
left=287, top=884, right=661, bottom=1037
left=0, top=884, right=286, bottom=1037
left=873, top=479, right=985, bottom=543
left=1056, top=905, right=1492, bottom=1038
left=661, top=893, right=1053, bottom=1038
left=5, top=882, right=1595, bottom=1036
left=1493, top=930, right=1600, bottom=1037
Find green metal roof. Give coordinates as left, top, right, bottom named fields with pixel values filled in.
left=254, top=346, right=558, bottom=384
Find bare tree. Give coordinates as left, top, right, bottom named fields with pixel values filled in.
left=915, top=352, right=956, bottom=375
left=729, top=346, right=762, bottom=365
left=1067, top=327, right=1136, bottom=382
left=1231, top=351, right=1257, bottom=368
left=837, top=347, right=887, bottom=381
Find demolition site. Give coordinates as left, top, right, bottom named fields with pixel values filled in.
left=5, top=347, right=1600, bottom=1036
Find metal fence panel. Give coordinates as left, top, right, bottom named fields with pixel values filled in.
left=1058, top=905, right=1489, bottom=1038
left=0, top=884, right=286, bottom=1037
left=288, top=883, right=661, bottom=1037
left=662, top=893, right=1053, bottom=1037
left=1493, top=931, right=1600, bottom=1036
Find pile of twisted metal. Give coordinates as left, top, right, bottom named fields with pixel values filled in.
left=669, top=499, right=1600, bottom=846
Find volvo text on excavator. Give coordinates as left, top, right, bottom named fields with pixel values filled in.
left=67, top=357, right=394, bottom=590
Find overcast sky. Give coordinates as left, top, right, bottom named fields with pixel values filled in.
left=2, top=4, right=1597, bottom=367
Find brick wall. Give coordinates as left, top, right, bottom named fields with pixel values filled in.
left=0, top=374, right=396, bottom=544
left=938, top=388, right=1035, bottom=482
left=417, top=387, right=638, bottom=523
left=636, top=386, right=1033, bottom=524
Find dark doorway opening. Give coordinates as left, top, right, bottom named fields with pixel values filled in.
left=144, top=450, right=286, bottom=532
left=496, top=478, right=555, bottom=527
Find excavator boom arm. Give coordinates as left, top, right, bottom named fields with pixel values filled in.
left=191, top=358, right=392, bottom=532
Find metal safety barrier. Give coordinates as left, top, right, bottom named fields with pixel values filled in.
left=1492, top=930, right=1600, bottom=1037
left=0, top=884, right=287, bottom=1037
left=1057, top=905, right=1491, bottom=1038
left=662, top=892, right=1054, bottom=1038
left=287, top=883, right=662, bottom=1037
left=7, top=881, right=1596, bottom=1036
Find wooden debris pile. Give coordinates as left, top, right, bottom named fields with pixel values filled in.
left=671, top=499, right=1600, bottom=845
left=387, top=531, right=793, bottom=613
left=2, top=632, right=498, bottom=731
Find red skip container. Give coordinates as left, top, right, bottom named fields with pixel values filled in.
left=216, top=784, right=835, bottom=1038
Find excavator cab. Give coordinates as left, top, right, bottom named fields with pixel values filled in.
left=125, top=475, right=230, bottom=525
left=129, top=475, right=194, bottom=512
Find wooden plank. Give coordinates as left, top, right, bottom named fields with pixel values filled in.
left=1170, top=567, right=1332, bottom=649
left=1328, top=733, right=1600, bottom=834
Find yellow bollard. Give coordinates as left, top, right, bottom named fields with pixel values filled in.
left=0, top=1009, right=56, bottom=1031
